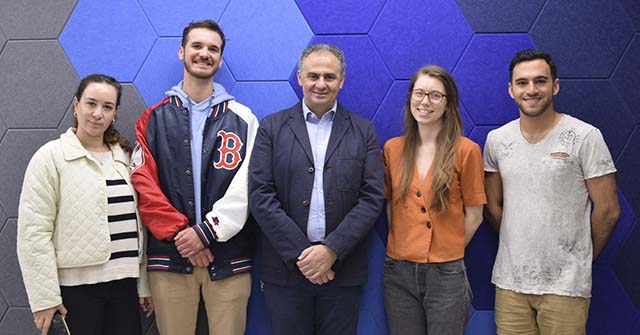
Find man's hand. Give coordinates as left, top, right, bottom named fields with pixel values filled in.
left=296, top=244, right=337, bottom=284
left=175, top=228, right=205, bottom=257
left=33, top=304, right=67, bottom=335
left=188, top=248, right=214, bottom=267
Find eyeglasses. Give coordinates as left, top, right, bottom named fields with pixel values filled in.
left=411, top=90, right=447, bottom=104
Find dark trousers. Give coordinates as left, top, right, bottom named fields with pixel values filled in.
left=383, top=257, right=472, bottom=335
left=263, top=280, right=363, bottom=335
left=61, top=278, right=141, bottom=335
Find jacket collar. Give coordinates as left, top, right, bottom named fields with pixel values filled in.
left=287, top=101, right=351, bottom=164
left=60, top=128, right=129, bottom=164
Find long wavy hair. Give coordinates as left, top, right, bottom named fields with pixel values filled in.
left=73, top=74, right=132, bottom=153
left=396, top=65, right=462, bottom=213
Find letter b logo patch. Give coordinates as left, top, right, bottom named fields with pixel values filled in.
left=213, top=130, right=243, bottom=170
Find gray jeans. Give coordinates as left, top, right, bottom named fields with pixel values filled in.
left=383, top=257, right=472, bottom=335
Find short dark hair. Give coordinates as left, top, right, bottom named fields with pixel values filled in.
left=509, top=49, right=557, bottom=81
left=181, top=19, right=226, bottom=53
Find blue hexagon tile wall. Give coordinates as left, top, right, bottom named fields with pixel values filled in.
left=1, top=0, right=639, bottom=334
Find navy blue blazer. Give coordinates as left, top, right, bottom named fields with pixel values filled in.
left=249, top=101, right=385, bottom=287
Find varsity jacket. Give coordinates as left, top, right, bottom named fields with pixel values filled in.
left=131, top=86, right=258, bottom=281
left=17, top=128, right=149, bottom=312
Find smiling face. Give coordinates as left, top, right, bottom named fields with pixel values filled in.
left=179, top=28, right=224, bottom=81
left=73, top=82, right=118, bottom=143
left=410, top=74, right=447, bottom=128
left=297, top=50, right=345, bottom=116
left=509, top=59, right=559, bottom=118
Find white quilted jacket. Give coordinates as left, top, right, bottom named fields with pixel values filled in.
left=17, top=128, right=150, bottom=312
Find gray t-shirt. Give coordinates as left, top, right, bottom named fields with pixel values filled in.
left=484, top=114, right=616, bottom=298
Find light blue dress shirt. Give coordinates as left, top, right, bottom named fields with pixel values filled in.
left=302, top=102, right=336, bottom=242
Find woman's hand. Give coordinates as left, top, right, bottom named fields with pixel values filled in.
left=33, top=304, right=67, bottom=335
left=139, top=296, right=154, bottom=317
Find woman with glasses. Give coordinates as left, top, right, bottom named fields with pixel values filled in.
left=17, top=74, right=153, bottom=335
left=382, top=65, right=486, bottom=334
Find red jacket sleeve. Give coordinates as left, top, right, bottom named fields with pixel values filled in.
left=130, top=101, right=188, bottom=241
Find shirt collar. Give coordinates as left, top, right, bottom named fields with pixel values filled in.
left=302, top=101, right=337, bottom=121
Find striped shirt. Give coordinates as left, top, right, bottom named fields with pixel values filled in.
left=59, top=150, right=140, bottom=286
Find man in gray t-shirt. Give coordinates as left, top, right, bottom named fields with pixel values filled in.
left=484, top=49, right=620, bottom=335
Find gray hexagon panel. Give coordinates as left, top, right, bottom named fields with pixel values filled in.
left=0, top=26, right=6, bottom=53
left=0, top=220, right=29, bottom=307
left=0, top=117, right=6, bottom=143
left=0, top=0, right=76, bottom=39
left=0, top=307, right=39, bottom=335
left=0, top=293, right=7, bottom=327
left=0, top=130, right=59, bottom=217
left=0, top=204, right=6, bottom=236
left=0, top=41, right=78, bottom=128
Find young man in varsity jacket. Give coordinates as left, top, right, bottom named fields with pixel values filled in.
left=130, top=19, right=258, bottom=335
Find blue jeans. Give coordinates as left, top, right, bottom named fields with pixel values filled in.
left=383, top=257, right=472, bottom=335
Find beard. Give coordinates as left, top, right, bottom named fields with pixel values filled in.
left=184, top=61, right=217, bottom=80
left=517, top=97, right=553, bottom=118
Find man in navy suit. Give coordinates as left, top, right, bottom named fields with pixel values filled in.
left=249, top=43, right=385, bottom=335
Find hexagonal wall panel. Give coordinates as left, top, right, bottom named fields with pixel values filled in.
left=617, top=127, right=640, bottom=220
left=0, top=0, right=76, bottom=39
left=57, top=84, right=148, bottom=146
left=134, top=38, right=236, bottom=106
left=370, top=0, right=473, bottom=79
left=596, top=192, right=637, bottom=264
left=465, top=308, right=496, bottom=334
left=554, top=80, right=635, bottom=159
left=530, top=1, right=636, bottom=78
left=612, top=220, right=640, bottom=310
left=0, top=293, right=7, bottom=325
left=0, top=204, right=6, bottom=236
left=288, top=35, right=394, bottom=120
left=0, top=307, right=39, bottom=335
left=465, top=222, right=498, bottom=310
left=612, top=34, right=640, bottom=123
left=620, top=0, right=640, bottom=31
left=59, top=0, right=156, bottom=82
left=0, top=117, right=6, bottom=143
left=220, top=0, right=313, bottom=81
left=589, top=264, right=640, bottom=334
left=0, top=27, right=6, bottom=53
left=372, top=80, right=410, bottom=145
left=295, top=0, right=386, bottom=34
left=139, top=0, right=229, bottom=37
left=0, top=220, right=29, bottom=306
left=454, top=34, right=536, bottom=126
left=230, top=82, right=298, bottom=121
left=0, top=130, right=59, bottom=217
left=456, top=0, right=544, bottom=33
left=0, top=41, right=78, bottom=128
